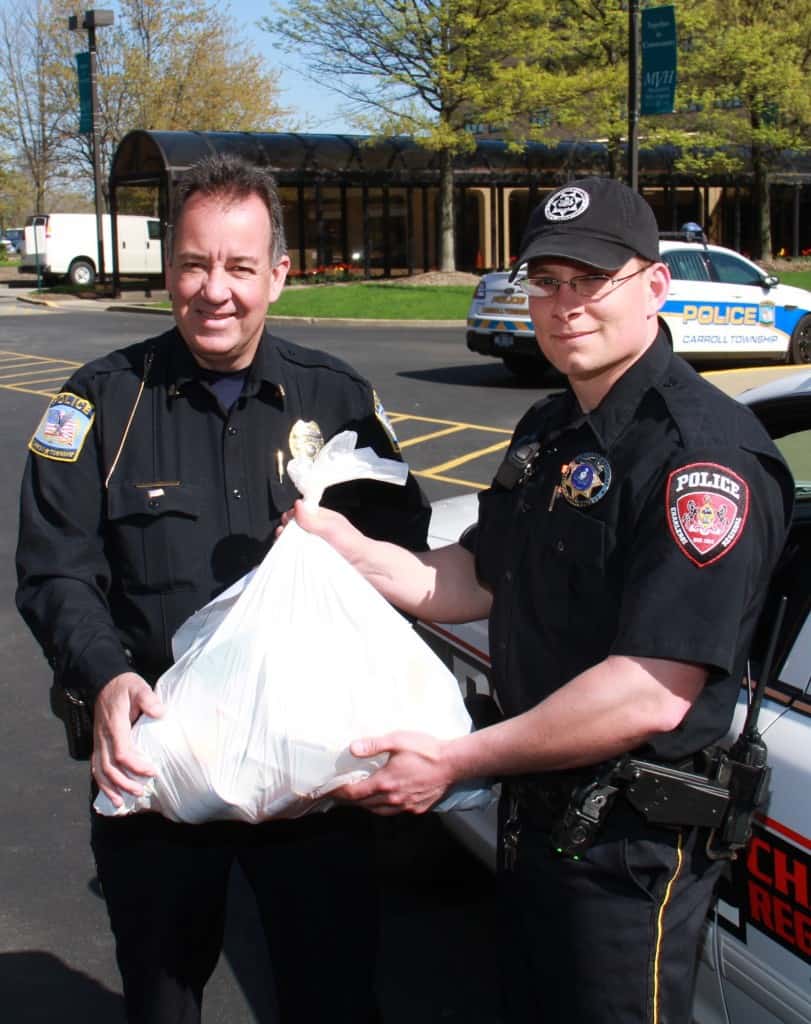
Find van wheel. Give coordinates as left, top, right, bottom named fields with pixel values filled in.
left=789, top=315, right=811, bottom=364
left=68, top=258, right=96, bottom=287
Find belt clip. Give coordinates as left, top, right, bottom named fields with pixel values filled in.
left=502, top=792, right=522, bottom=872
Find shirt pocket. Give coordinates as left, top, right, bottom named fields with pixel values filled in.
left=106, top=481, right=203, bottom=591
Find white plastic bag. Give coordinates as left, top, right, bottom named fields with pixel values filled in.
left=94, top=431, right=492, bottom=823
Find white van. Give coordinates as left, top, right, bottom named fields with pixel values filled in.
left=20, top=213, right=162, bottom=286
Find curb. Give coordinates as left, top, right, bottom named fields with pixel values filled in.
left=16, top=294, right=59, bottom=309
left=107, top=305, right=467, bottom=327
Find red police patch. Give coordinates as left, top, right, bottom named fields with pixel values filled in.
left=666, top=462, right=749, bottom=567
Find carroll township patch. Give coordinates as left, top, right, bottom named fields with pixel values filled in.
left=373, top=390, right=401, bottom=453
left=667, top=462, right=749, bottom=567
left=29, top=392, right=95, bottom=463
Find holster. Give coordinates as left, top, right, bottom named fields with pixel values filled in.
left=50, top=679, right=93, bottom=761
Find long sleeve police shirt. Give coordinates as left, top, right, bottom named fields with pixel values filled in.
left=16, top=327, right=430, bottom=699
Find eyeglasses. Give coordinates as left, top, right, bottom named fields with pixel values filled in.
left=516, top=265, right=651, bottom=300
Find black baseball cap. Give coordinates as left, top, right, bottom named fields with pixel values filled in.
left=509, top=176, right=661, bottom=279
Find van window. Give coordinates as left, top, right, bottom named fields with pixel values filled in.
left=147, top=220, right=161, bottom=241
left=25, top=215, right=48, bottom=227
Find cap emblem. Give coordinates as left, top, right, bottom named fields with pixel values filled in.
left=544, top=186, right=590, bottom=223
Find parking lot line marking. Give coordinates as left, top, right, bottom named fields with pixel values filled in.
left=6, top=385, right=67, bottom=397
left=415, top=470, right=489, bottom=490
left=421, top=439, right=510, bottom=474
left=389, top=411, right=512, bottom=434
left=5, top=376, right=76, bottom=389
left=398, top=424, right=468, bottom=448
left=0, top=366, right=74, bottom=380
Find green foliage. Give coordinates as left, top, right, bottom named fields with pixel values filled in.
left=263, top=0, right=542, bottom=268
left=0, top=0, right=288, bottom=212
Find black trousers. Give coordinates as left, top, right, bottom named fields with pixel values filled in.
left=91, top=806, right=381, bottom=1024
left=497, top=800, right=723, bottom=1024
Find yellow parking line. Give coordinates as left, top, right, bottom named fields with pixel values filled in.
left=0, top=367, right=73, bottom=380
left=5, top=385, right=62, bottom=397
left=422, top=439, right=510, bottom=474
left=391, top=411, right=512, bottom=434
left=5, top=376, right=74, bottom=389
left=398, top=424, right=468, bottom=448
left=415, top=471, right=489, bottom=490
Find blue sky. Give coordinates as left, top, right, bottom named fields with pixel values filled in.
left=237, top=0, right=356, bottom=134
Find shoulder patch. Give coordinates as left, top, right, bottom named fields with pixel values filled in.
left=373, top=390, right=401, bottom=454
left=29, top=392, right=95, bottom=463
left=666, top=462, right=749, bottom=567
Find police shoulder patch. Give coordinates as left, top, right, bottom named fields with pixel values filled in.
left=666, top=461, right=749, bottom=567
left=373, top=390, right=400, bottom=454
left=29, top=392, right=95, bottom=463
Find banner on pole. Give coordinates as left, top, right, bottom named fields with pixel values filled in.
left=641, top=6, right=677, bottom=116
left=75, top=52, right=92, bottom=134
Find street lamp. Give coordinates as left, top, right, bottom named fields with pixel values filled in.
left=68, top=9, right=114, bottom=289
left=627, top=0, right=640, bottom=192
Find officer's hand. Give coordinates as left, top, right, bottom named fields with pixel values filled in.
left=332, top=732, right=454, bottom=816
left=91, top=671, right=164, bottom=807
left=278, top=501, right=364, bottom=559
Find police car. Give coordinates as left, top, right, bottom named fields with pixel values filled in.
left=417, top=370, right=811, bottom=1024
left=466, top=233, right=811, bottom=378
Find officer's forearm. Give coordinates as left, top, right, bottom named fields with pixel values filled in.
left=445, top=654, right=708, bottom=780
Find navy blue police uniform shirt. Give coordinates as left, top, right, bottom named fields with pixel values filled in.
left=16, top=327, right=430, bottom=700
left=462, top=331, right=794, bottom=763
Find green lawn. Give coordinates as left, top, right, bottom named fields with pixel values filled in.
left=270, top=283, right=473, bottom=319
left=778, top=269, right=811, bottom=291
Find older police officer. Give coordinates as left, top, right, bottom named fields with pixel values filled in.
left=288, top=177, right=794, bottom=1024
left=16, top=153, right=429, bottom=1024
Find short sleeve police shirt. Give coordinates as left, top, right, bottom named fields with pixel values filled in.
left=463, top=333, right=793, bottom=761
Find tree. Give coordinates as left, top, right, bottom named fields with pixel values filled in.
left=62, top=0, right=289, bottom=205
left=0, top=0, right=289, bottom=211
left=0, top=1, right=76, bottom=212
left=657, top=0, right=811, bottom=258
left=262, top=0, right=540, bottom=272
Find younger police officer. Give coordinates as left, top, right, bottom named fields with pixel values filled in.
left=16, top=153, right=429, bottom=1024
left=288, top=176, right=794, bottom=1024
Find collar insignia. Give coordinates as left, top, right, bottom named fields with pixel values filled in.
left=559, top=453, right=611, bottom=507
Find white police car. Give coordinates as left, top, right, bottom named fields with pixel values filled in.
left=417, top=370, right=811, bottom=1024
left=466, top=232, right=811, bottom=377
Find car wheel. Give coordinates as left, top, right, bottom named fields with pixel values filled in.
left=789, top=314, right=811, bottom=364
left=68, top=258, right=96, bottom=288
left=502, top=354, right=549, bottom=382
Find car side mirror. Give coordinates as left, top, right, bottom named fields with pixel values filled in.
left=763, top=274, right=779, bottom=288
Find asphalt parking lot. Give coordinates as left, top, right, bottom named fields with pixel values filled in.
left=2, top=285, right=807, bottom=1023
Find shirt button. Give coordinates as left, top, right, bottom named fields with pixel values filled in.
left=227, top=426, right=238, bottom=436
left=556, top=539, right=565, bottom=553
left=232, top=488, right=242, bottom=500
left=504, top=570, right=513, bottom=582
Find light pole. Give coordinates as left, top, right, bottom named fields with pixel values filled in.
left=68, top=9, right=114, bottom=288
left=627, top=0, right=640, bottom=192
